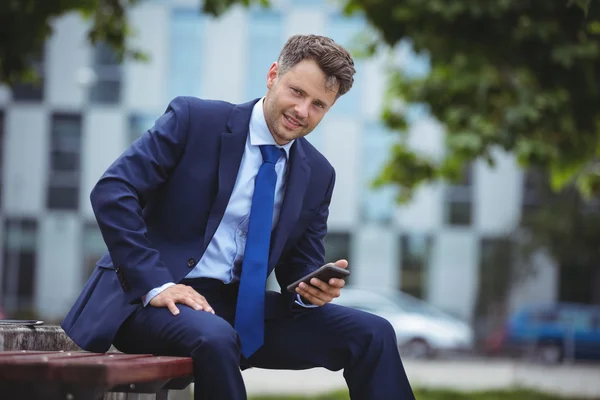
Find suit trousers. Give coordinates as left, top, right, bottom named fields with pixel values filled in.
left=112, top=278, right=415, bottom=400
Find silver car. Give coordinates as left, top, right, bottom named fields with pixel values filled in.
left=332, top=286, right=474, bottom=358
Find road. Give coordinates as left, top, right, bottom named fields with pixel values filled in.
left=241, top=358, right=600, bottom=398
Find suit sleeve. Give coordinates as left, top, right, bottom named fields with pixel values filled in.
left=90, top=96, right=191, bottom=303
left=275, top=169, right=336, bottom=306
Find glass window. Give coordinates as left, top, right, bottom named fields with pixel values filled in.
left=399, top=234, right=432, bottom=299
left=89, top=79, right=121, bottom=104
left=168, top=9, right=204, bottom=100
left=325, top=15, right=365, bottom=116
left=447, top=202, right=472, bottom=226
left=445, top=164, right=473, bottom=226
left=361, top=121, right=397, bottom=224
left=89, top=42, right=122, bottom=104
left=47, top=113, right=82, bottom=210
left=12, top=53, right=44, bottom=101
left=521, top=168, right=550, bottom=225
left=324, top=232, right=352, bottom=284
left=1, top=219, right=38, bottom=315
left=47, top=187, right=80, bottom=210
left=246, top=10, right=283, bottom=99
left=128, top=114, right=157, bottom=144
left=94, top=42, right=120, bottom=66
left=474, top=238, right=513, bottom=319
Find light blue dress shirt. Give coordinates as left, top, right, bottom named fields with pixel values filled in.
left=142, top=98, right=316, bottom=308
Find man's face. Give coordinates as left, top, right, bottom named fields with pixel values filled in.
left=263, top=59, right=338, bottom=145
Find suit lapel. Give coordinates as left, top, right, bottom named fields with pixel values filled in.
left=203, top=99, right=259, bottom=250
left=269, top=139, right=311, bottom=267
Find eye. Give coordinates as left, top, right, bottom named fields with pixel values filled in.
left=291, top=87, right=301, bottom=95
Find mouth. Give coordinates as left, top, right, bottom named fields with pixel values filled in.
left=283, top=114, right=303, bottom=129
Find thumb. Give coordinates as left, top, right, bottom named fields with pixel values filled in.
left=334, top=259, right=348, bottom=269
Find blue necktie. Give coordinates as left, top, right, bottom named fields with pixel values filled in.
left=235, top=145, right=284, bottom=358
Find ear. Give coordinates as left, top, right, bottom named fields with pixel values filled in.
left=266, top=62, right=278, bottom=90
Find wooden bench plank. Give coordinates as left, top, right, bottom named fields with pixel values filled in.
left=0, top=351, right=113, bottom=381
left=0, top=350, right=101, bottom=360
left=50, top=355, right=193, bottom=386
left=0, top=350, right=63, bottom=357
left=0, top=351, right=97, bottom=381
left=0, top=351, right=193, bottom=386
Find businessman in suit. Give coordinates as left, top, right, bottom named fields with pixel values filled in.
left=61, top=34, right=414, bottom=399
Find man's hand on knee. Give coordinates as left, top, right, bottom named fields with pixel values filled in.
left=295, top=259, right=347, bottom=306
left=149, top=284, right=215, bottom=316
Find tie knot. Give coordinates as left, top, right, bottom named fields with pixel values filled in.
left=260, top=145, right=283, bottom=164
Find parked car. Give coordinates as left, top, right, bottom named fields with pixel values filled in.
left=483, top=302, right=600, bottom=363
left=332, top=286, right=474, bottom=358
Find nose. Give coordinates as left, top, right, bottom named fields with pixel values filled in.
left=294, top=100, right=310, bottom=120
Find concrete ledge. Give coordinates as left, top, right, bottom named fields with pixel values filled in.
left=0, top=324, right=80, bottom=352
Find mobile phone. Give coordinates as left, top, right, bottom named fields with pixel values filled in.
left=286, top=263, right=350, bottom=292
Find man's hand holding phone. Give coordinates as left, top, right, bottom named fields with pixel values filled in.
left=292, top=259, right=348, bottom=306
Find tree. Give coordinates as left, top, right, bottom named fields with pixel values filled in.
left=337, top=0, right=600, bottom=308
left=341, top=0, right=600, bottom=201
left=4, top=1, right=598, bottom=199
left=521, top=179, right=600, bottom=304
left=0, top=0, right=267, bottom=85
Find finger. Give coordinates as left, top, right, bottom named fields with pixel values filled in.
left=298, top=282, right=331, bottom=304
left=334, top=259, right=348, bottom=269
left=328, top=278, right=345, bottom=288
left=167, top=300, right=180, bottom=316
left=184, top=289, right=206, bottom=310
left=296, top=287, right=326, bottom=306
left=198, top=298, right=215, bottom=314
left=310, top=278, right=341, bottom=297
left=180, top=296, right=203, bottom=311
left=170, top=292, right=200, bottom=308
left=308, top=278, right=329, bottom=292
left=175, top=293, right=209, bottom=313
left=299, top=281, right=325, bottom=297
left=189, top=291, right=214, bottom=314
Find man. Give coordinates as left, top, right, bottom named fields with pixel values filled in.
left=61, top=34, right=415, bottom=399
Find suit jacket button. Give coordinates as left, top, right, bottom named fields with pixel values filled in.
left=187, top=258, right=197, bottom=267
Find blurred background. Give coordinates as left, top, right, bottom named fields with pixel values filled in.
left=0, top=0, right=599, bottom=399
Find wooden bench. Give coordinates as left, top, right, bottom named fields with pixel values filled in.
left=0, top=350, right=194, bottom=400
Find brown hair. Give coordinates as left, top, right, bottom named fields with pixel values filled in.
left=277, top=34, right=356, bottom=98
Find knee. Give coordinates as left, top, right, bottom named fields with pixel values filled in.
left=360, top=313, right=398, bottom=346
left=193, top=319, right=240, bottom=356
left=167, top=313, right=240, bottom=359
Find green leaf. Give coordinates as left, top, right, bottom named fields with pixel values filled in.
left=341, top=0, right=600, bottom=204
left=567, top=0, right=592, bottom=16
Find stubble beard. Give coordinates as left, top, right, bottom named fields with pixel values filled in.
left=265, top=103, right=292, bottom=145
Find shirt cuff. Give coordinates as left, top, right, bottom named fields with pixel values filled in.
left=295, top=293, right=319, bottom=308
left=142, top=282, right=176, bottom=307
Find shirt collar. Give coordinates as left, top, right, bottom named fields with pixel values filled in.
left=249, top=97, right=294, bottom=159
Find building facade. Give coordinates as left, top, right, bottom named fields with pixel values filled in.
left=0, top=0, right=557, bottom=328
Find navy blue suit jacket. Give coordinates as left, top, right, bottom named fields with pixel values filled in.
left=61, top=97, right=336, bottom=353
